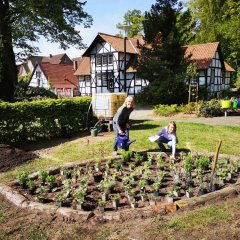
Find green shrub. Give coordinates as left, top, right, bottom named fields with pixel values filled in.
left=196, top=99, right=222, bottom=117
left=153, top=104, right=181, bottom=117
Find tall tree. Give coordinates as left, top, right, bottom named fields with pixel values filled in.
left=116, top=9, right=144, bottom=38
left=188, top=0, right=240, bottom=70
left=0, top=0, right=92, bottom=102
left=137, top=0, right=194, bottom=104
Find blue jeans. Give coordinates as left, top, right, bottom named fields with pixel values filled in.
left=158, top=136, right=173, bottom=152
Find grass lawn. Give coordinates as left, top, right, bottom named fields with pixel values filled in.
left=0, top=120, right=239, bottom=183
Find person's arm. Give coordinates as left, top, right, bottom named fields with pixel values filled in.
left=157, top=126, right=165, bottom=136
left=114, top=106, right=124, bottom=134
left=170, top=134, right=177, bottom=158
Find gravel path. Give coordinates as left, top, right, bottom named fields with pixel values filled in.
left=131, top=106, right=240, bottom=126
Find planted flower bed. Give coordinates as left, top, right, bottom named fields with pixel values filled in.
left=12, top=151, right=240, bottom=213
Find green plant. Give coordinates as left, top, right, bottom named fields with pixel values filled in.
left=121, top=151, right=132, bottom=162
left=73, top=187, right=87, bottom=204
left=152, top=182, right=161, bottom=191
left=184, top=154, right=193, bottom=173
left=110, top=193, right=121, bottom=201
left=98, top=199, right=106, bottom=207
left=26, top=179, right=36, bottom=190
left=134, top=152, right=143, bottom=163
left=18, top=171, right=29, bottom=186
left=45, top=175, right=56, bottom=187
left=38, top=170, right=48, bottom=182
left=99, top=178, right=115, bottom=193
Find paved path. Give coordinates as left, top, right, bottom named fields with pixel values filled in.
left=131, top=106, right=240, bottom=126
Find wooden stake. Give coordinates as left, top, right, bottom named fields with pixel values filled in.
left=210, top=139, right=222, bottom=190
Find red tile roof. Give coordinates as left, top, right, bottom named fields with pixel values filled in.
left=40, top=63, right=78, bottom=88
left=183, top=42, right=220, bottom=69
left=42, top=53, right=72, bottom=65
left=224, top=61, right=235, bottom=72
left=74, top=57, right=90, bottom=75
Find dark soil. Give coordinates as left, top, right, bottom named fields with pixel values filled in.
left=0, top=144, right=39, bottom=172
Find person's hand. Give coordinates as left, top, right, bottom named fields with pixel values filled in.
left=126, top=123, right=131, bottom=128
left=118, top=130, right=124, bottom=135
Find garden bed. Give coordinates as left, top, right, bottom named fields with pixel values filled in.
left=8, top=150, right=240, bottom=216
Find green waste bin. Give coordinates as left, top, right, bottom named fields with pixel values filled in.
left=232, top=100, right=238, bottom=109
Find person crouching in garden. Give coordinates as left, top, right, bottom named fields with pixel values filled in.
left=112, top=96, right=135, bottom=156
left=156, top=121, right=178, bottom=159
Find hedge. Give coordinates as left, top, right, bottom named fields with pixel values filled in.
left=0, top=97, right=92, bottom=144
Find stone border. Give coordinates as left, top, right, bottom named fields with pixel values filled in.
left=1, top=182, right=240, bottom=222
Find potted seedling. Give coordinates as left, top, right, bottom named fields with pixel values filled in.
left=130, top=197, right=138, bottom=209
left=18, top=171, right=29, bottom=188
left=166, top=190, right=174, bottom=203
left=98, top=199, right=106, bottom=213
left=152, top=182, right=161, bottom=197
left=186, top=186, right=194, bottom=198
left=38, top=170, right=48, bottom=184
left=36, top=186, right=48, bottom=203
left=60, top=167, right=72, bottom=179
left=134, top=152, right=143, bottom=165
left=46, top=175, right=57, bottom=190
left=110, top=193, right=121, bottom=209
left=156, top=154, right=165, bottom=170
left=73, top=186, right=87, bottom=210
left=121, top=151, right=132, bottom=164
left=128, top=163, right=135, bottom=172
left=139, top=179, right=147, bottom=194
left=173, top=184, right=181, bottom=197
left=26, top=179, right=36, bottom=194
left=99, top=178, right=115, bottom=200
left=95, top=159, right=101, bottom=172
left=198, top=182, right=209, bottom=196
left=148, top=193, right=156, bottom=206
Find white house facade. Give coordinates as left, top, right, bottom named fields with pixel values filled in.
left=74, top=33, right=148, bottom=96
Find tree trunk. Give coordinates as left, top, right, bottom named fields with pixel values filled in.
left=0, top=0, right=18, bottom=102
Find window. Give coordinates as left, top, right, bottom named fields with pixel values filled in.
left=96, top=55, right=102, bottom=66
left=96, top=74, right=102, bottom=86
left=86, top=76, right=91, bottom=87
left=210, top=69, right=215, bottom=84
left=38, top=79, right=43, bottom=87
left=102, top=55, right=108, bottom=65
left=108, top=54, right=113, bottom=65
left=96, top=54, right=113, bottom=66
left=36, top=71, right=41, bottom=78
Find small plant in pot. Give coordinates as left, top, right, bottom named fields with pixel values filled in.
left=18, top=171, right=29, bottom=188
left=98, top=199, right=106, bottom=212
left=45, top=175, right=57, bottom=190
left=166, top=190, right=174, bottom=203
left=38, top=170, right=49, bottom=184
left=36, top=186, right=48, bottom=203
left=73, top=186, right=87, bottom=210
left=156, top=154, right=164, bottom=169
left=110, top=193, right=121, bottom=209
left=152, top=182, right=161, bottom=197
left=26, top=179, right=37, bottom=194
left=121, top=150, right=132, bottom=164
left=198, top=182, right=209, bottom=196
left=55, top=189, right=69, bottom=207
left=134, top=152, right=143, bottom=165
left=130, top=197, right=138, bottom=209
left=185, top=186, right=194, bottom=198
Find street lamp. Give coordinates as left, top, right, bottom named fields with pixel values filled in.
left=119, top=24, right=130, bottom=93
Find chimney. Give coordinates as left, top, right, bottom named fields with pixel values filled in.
left=73, top=60, right=78, bottom=70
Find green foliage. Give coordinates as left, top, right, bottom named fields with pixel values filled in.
left=18, top=72, right=32, bottom=86
left=0, top=97, right=91, bottom=144
left=14, top=86, right=57, bottom=102
left=0, top=1, right=93, bottom=102
left=197, top=99, right=222, bottom=117
left=153, top=104, right=181, bottom=117
left=38, top=170, right=48, bottom=182
left=18, top=171, right=29, bottom=185
left=188, top=0, right=240, bottom=69
left=116, top=9, right=144, bottom=38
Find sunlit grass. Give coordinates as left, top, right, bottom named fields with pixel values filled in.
left=0, top=120, right=239, bottom=183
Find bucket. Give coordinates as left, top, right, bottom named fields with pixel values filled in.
left=232, top=100, right=238, bottom=109
left=221, top=100, right=231, bottom=109
left=90, top=128, right=98, bottom=137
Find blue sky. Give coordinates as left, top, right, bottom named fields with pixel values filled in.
left=37, top=0, right=156, bottom=59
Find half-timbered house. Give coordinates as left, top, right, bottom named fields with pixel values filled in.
left=184, top=42, right=235, bottom=99
left=28, top=54, right=79, bottom=98
left=74, top=33, right=148, bottom=96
